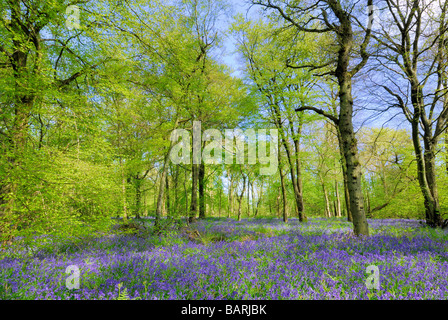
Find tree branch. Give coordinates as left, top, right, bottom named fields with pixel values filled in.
left=295, top=105, right=339, bottom=124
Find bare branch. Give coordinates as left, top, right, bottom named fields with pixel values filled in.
left=295, top=105, right=339, bottom=124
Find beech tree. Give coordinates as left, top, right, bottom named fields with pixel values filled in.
left=232, top=17, right=313, bottom=222
left=368, top=0, right=448, bottom=227
left=358, top=127, right=420, bottom=217
left=0, top=0, right=115, bottom=243
left=251, top=0, right=373, bottom=235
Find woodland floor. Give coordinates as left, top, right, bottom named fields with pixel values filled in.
left=1, top=217, right=448, bottom=300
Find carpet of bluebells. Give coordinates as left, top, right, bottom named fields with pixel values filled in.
left=1, top=217, right=448, bottom=300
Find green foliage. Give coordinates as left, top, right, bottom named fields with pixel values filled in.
left=153, top=218, right=186, bottom=236
left=0, top=0, right=446, bottom=246
left=116, top=283, right=141, bottom=300
left=112, top=220, right=149, bottom=237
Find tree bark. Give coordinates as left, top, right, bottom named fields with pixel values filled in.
left=218, top=187, right=222, bottom=217
left=279, top=142, right=288, bottom=223
left=320, top=175, right=331, bottom=218
left=271, top=100, right=306, bottom=222
left=411, top=112, right=442, bottom=227
left=373, top=0, right=447, bottom=228
left=174, top=165, right=179, bottom=215
left=198, top=162, right=205, bottom=219
left=445, top=130, right=448, bottom=175
left=338, top=85, right=369, bottom=235
left=237, top=175, right=247, bottom=221
left=289, top=111, right=305, bottom=219
left=247, top=178, right=251, bottom=218
left=276, top=188, right=281, bottom=218
left=335, top=21, right=369, bottom=235
left=121, top=164, right=128, bottom=221
left=155, top=149, right=172, bottom=228
left=251, top=179, right=256, bottom=216
left=156, top=118, right=180, bottom=227
left=365, top=189, right=371, bottom=217
left=228, top=173, right=234, bottom=219
left=189, top=163, right=199, bottom=223
left=135, top=176, right=142, bottom=219
left=255, top=179, right=264, bottom=217
left=335, top=180, right=341, bottom=217
left=403, top=64, right=443, bottom=227
left=143, top=188, right=147, bottom=217
left=334, top=125, right=353, bottom=222
left=184, top=170, right=189, bottom=217
left=165, top=172, right=170, bottom=217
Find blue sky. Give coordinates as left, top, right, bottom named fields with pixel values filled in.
left=217, top=0, right=263, bottom=79
left=216, top=1, right=418, bottom=132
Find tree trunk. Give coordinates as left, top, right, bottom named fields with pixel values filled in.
left=272, top=101, right=306, bottom=222
left=446, top=131, right=448, bottom=174
left=409, top=79, right=443, bottom=227
left=198, top=162, right=205, bottom=219
left=424, top=139, right=442, bottom=227
left=255, top=179, right=263, bottom=217
left=174, top=165, right=179, bottom=215
left=336, top=29, right=369, bottom=235
left=165, top=172, right=170, bottom=217
left=121, top=162, right=128, bottom=221
left=326, top=4, right=370, bottom=236
left=335, top=180, right=341, bottom=217
left=279, top=150, right=288, bottom=223
left=320, top=176, right=331, bottom=218
left=237, top=175, right=247, bottom=221
left=189, top=163, right=199, bottom=223
left=335, top=124, right=353, bottom=222
left=135, top=176, right=142, bottom=219
left=338, top=97, right=369, bottom=234
left=290, top=112, right=305, bottom=219
left=247, top=178, right=251, bottom=218
left=218, top=188, right=222, bottom=217
left=276, top=191, right=281, bottom=219
left=339, top=110, right=369, bottom=234
left=325, top=187, right=331, bottom=218
left=155, top=149, right=172, bottom=228
left=184, top=170, right=189, bottom=217
left=344, top=176, right=352, bottom=222
left=333, top=201, right=337, bottom=218
left=156, top=116, right=180, bottom=227
left=251, top=180, right=256, bottom=216
left=143, top=188, right=147, bottom=217
left=228, top=173, right=234, bottom=218
left=365, top=189, right=371, bottom=217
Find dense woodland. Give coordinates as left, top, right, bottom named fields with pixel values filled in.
left=0, top=0, right=448, bottom=245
